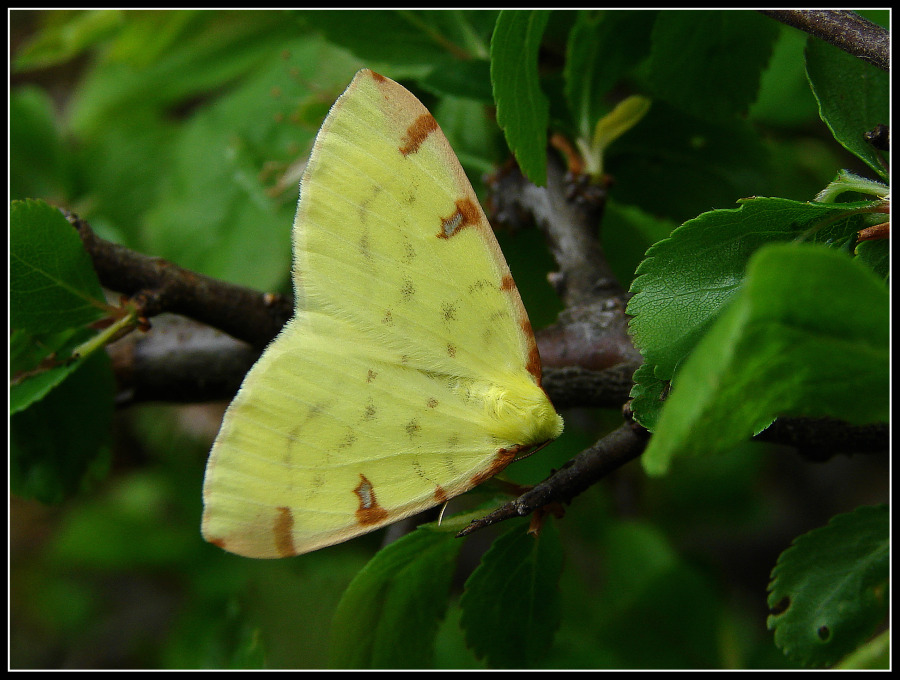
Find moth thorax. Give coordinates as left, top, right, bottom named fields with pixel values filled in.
left=480, top=378, right=564, bottom=445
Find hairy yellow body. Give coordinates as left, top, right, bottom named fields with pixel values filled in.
left=202, top=69, right=563, bottom=558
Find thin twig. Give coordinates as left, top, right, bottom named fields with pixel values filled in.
left=69, top=212, right=292, bottom=350
left=458, top=422, right=648, bottom=537
left=760, top=10, right=889, bottom=71
left=754, top=417, right=888, bottom=461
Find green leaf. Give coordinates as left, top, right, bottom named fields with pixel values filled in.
left=9, top=327, right=96, bottom=415
left=564, top=10, right=656, bottom=140
left=805, top=37, right=889, bottom=180
left=814, top=169, right=889, bottom=204
left=748, top=25, right=820, bottom=126
left=641, top=243, right=888, bottom=475
left=10, top=199, right=107, bottom=335
left=10, top=86, right=72, bottom=201
left=49, top=470, right=197, bottom=569
left=10, top=199, right=113, bottom=414
left=490, top=10, right=551, bottom=186
left=588, top=521, right=723, bottom=668
left=767, top=505, right=888, bottom=667
left=600, top=200, right=678, bottom=288
left=100, top=10, right=204, bottom=68
left=328, top=526, right=462, bottom=668
left=68, top=12, right=294, bottom=138
left=648, top=11, right=779, bottom=121
left=605, top=102, right=772, bottom=223
left=627, top=197, right=873, bottom=382
left=854, top=238, right=889, bottom=281
left=627, top=363, right=668, bottom=432
left=590, top=96, right=652, bottom=155
left=580, top=95, right=651, bottom=176
left=419, top=59, right=493, bottom=103
left=459, top=520, right=563, bottom=668
left=835, top=629, right=889, bottom=670
left=12, top=9, right=122, bottom=71
left=303, top=10, right=496, bottom=73
left=10, top=351, right=114, bottom=503
left=164, top=601, right=267, bottom=669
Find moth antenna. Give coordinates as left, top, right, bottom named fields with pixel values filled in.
left=437, top=501, right=450, bottom=526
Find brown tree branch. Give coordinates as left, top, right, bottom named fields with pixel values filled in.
left=754, top=417, right=889, bottom=461
left=458, top=422, right=648, bottom=538
left=107, top=315, right=258, bottom=405
left=760, top=10, right=889, bottom=71
left=69, top=211, right=293, bottom=351
left=541, top=364, right=639, bottom=410
left=108, top=322, right=642, bottom=409
left=491, top=152, right=643, bottom=373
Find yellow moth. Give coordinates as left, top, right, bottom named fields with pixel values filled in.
left=202, top=69, right=564, bottom=558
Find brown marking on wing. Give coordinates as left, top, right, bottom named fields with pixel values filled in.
left=519, top=316, right=534, bottom=340
left=468, top=446, right=523, bottom=487
left=441, top=301, right=457, bottom=322
left=208, top=536, right=227, bottom=550
left=400, top=277, right=416, bottom=302
left=400, top=114, right=438, bottom=156
left=427, top=397, right=438, bottom=409
left=438, top=198, right=480, bottom=238
left=517, top=316, right=543, bottom=383
left=526, top=344, right=543, bottom=384
left=354, top=474, right=389, bottom=526
left=370, top=70, right=387, bottom=84
left=499, top=273, right=542, bottom=381
left=363, top=400, right=377, bottom=421
left=274, top=506, right=297, bottom=557
left=434, top=485, right=448, bottom=504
